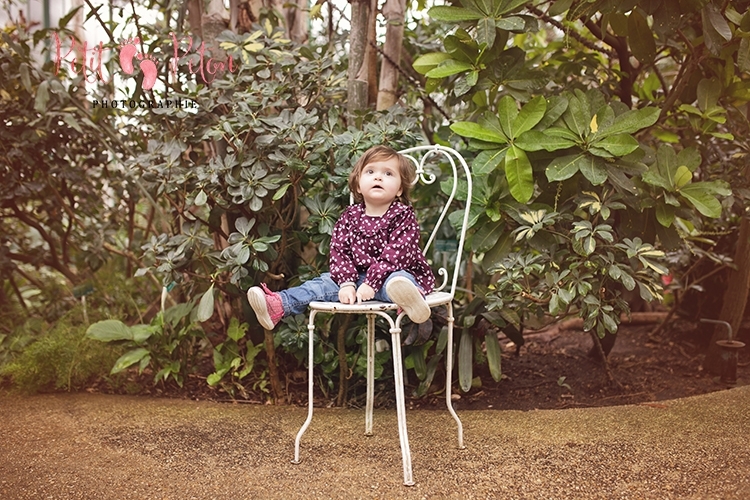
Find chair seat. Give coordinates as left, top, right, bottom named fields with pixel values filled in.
left=309, top=291, right=453, bottom=314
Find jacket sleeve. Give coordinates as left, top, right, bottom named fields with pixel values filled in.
left=364, top=208, right=424, bottom=292
left=329, top=208, right=359, bottom=286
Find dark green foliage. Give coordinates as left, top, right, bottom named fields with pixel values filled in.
left=1, top=317, right=122, bottom=393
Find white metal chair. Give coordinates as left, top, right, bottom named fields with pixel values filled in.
left=291, top=144, right=472, bottom=486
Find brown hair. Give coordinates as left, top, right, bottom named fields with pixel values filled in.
left=348, top=145, right=416, bottom=205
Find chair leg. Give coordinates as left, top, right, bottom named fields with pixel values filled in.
left=365, top=314, right=375, bottom=436
left=445, top=302, right=465, bottom=449
left=293, top=310, right=318, bottom=464
left=390, top=325, right=414, bottom=486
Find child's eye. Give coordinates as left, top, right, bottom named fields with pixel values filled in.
left=365, top=169, right=373, bottom=174
left=385, top=171, right=393, bottom=176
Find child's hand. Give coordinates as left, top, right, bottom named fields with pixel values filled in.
left=356, top=283, right=375, bottom=303
left=339, top=286, right=356, bottom=304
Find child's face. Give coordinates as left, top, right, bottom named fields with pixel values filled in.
left=357, top=156, right=403, bottom=210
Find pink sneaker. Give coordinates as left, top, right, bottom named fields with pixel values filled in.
left=247, top=283, right=284, bottom=330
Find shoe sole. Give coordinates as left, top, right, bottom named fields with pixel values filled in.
left=247, top=287, right=275, bottom=330
left=386, top=277, right=431, bottom=324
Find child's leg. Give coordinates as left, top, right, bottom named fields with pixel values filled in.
left=376, top=271, right=425, bottom=302
left=277, top=272, right=341, bottom=316
left=381, top=271, right=431, bottom=324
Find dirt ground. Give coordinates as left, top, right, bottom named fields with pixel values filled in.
left=439, top=318, right=750, bottom=412
left=117, top=317, right=749, bottom=412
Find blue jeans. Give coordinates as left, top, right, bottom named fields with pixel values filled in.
left=278, top=271, right=422, bottom=317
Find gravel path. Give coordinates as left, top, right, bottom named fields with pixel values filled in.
left=1, top=387, right=749, bottom=499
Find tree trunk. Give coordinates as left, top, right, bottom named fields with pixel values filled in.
left=703, top=170, right=750, bottom=373
left=376, top=0, right=405, bottom=110
left=347, top=0, right=371, bottom=114
left=366, top=0, right=378, bottom=108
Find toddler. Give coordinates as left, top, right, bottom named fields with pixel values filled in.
left=247, top=145, right=434, bottom=329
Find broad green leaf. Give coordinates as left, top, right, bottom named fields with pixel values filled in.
left=412, top=52, right=452, bottom=75
left=656, top=202, right=675, bottom=227
left=472, top=220, right=505, bottom=252
left=601, top=312, right=618, bottom=334
left=131, top=324, right=156, bottom=343
left=498, top=95, right=518, bottom=139
left=34, top=81, right=50, bottom=113
left=512, top=96, right=547, bottom=137
left=272, top=183, right=291, bottom=201
left=538, top=96, right=569, bottom=129
left=676, top=147, right=702, bottom=172
left=444, top=34, right=479, bottom=63
left=704, top=3, right=732, bottom=41
left=562, top=92, right=589, bottom=138
left=63, top=114, right=82, bottom=134
left=546, top=154, right=582, bottom=182
left=628, top=10, right=656, bottom=64
left=428, top=6, right=484, bottom=21
left=690, top=180, right=731, bottom=197
left=544, top=127, right=580, bottom=141
left=578, top=156, right=607, bottom=185
left=196, top=284, right=215, bottom=322
left=697, top=78, right=721, bottom=112
left=458, top=330, right=473, bottom=392
left=739, top=37, right=750, bottom=73
left=235, top=217, right=255, bottom=235
left=598, top=108, right=659, bottom=138
left=592, top=134, right=639, bottom=157
left=674, top=166, right=692, bottom=188
left=495, top=16, right=526, bottom=31
left=472, top=148, right=507, bottom=175
left=483, top=231, right=512, bottom=269
left=549, top=0, right=573, bottom=16
left=515, top=130, right=575, bottom=152
left=478, top=112, right=508, bottom=141
left=505, top=145, right=534, bottom=203
left=425, top=59, right=472, bottom=78
left=206, top=372, right=224, bottom=386
left=20, top=63, right=31, bottom=92
left=410, top=347, right=427, bottom=380
left=477, top=17, right=497, bottom=48
left=679, top=185, right=723, bottom=218
left=195, top=190, right=208, bottom=206
left=485, top=332, right=503, bottom=382
left=450, top=121, right=507, bottom=143
left=86, top=320, right=133, bottom=342
left=111, top=348, right=150, bottom=374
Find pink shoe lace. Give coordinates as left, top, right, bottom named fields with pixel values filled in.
left=260, top=283, right=284, bottom=326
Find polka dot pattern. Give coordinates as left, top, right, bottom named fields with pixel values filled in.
left=329, top=201, right=435, bottom=293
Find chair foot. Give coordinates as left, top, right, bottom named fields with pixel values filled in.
left=291, top=459, right=301, bottom=465
left=404, top=480, right=415, bottom=487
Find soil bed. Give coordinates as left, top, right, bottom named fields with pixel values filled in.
left=115, top=318, right=750, bottom=412
left=433, top=319, right=750, bottom=412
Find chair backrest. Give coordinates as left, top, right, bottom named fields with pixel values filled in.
left=398, top=145, right=473, bottom=299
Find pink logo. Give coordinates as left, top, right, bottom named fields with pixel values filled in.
left=51, top=32, right=238, bottom=92
left=117, top=37, right=157, bottom=90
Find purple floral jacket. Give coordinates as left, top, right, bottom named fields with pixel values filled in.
left=329, top=201, right=435, bottom=293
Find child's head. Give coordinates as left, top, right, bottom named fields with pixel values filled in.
left=348, top=146, right=416, bottom=205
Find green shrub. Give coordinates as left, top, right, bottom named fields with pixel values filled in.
left=0, top=319, right=123, bottom=393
